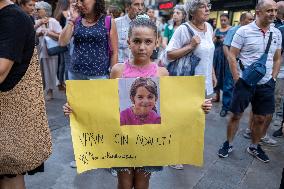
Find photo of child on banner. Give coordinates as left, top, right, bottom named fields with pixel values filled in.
left=119, top=78, right=161, bottom=126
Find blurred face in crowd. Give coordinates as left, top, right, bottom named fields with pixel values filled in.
left=75, top=0, right=96, bottom=15
left=192, top=2, right=211, bottom=22
left=256, top=0, right=277, bottom=25
left=147, top=8, right=155, bottom=20
left=276, top=2, right=284, bottom=20
left=36, top=8, right=47, bottom=18
left=128, top=0, right=144, bottom=19
left=220, top=15, right=229, bottom=28
left=243, top=13, right=254, bottom=25
left=212, top=18, right=216, bottom=27
left=172, top=9, right=184, bottom=23
left=21, top=0, right=35, bottom=15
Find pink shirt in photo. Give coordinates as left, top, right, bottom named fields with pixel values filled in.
left=120, top=107, right=161, bottom=126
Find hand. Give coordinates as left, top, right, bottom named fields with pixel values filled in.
left=45, top=30, right=51, bottom=37
left=190, top=36, right=201, bottom=49
left=202, top=98, right=212, bottom=114
left=37, top=31, right=45, bottom=37
left=63, top=103, right=73, bottom=116
left=69, top=3, right=80, bottom=22
left=39, top=17, right=49, bottom=26
left=233, top=77, right=240, bottom=84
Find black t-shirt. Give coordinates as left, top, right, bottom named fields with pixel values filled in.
left=0, top=4, right=35, bottom=92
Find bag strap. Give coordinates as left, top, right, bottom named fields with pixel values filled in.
left=104, top=15, right=112, bottom=54
left=75, top=16, right=82, bottom=25
left=264, top=32, right=273, bottom=54
left=182, top=23, right=195, bottom=37
left=105, top=15, right=111, bottom=33
left=239, top=32, right=273, bottom=69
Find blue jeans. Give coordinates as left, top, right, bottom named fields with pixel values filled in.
left=222, top=62, right=234, bottom=111
left=68, top=71, right=109, bottom=80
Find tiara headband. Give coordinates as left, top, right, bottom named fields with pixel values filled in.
left=136, top=14, right=150, bottom=20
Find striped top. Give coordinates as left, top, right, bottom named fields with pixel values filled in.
left=115, top=14, right=131, bottom=63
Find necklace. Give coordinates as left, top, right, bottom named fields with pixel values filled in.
left=84, top=14, right=102, bottom=25
left=84, top=18, right=96, bottom=24
left=190, top=21, right=206, bottom=31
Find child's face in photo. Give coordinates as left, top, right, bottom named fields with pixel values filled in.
left=128, top=27, right=157, bottom=64
left=132, top=86, right=156, bottom=116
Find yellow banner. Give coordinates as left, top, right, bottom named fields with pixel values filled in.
left=66, top=76, right=205, bottom=173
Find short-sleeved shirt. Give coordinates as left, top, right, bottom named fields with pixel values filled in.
left=223, top=25, right=241, bottom=47
left=115, top=14, right=131, bottom=63
left=70, top=16, right=110, bottom=76
left=231, top=21, right=282, bottom=84
left=0, top=4, right=35, bottom=92
left=163, top=24, right=175, bottom=44
left=166, top=22, right=215, bottom=95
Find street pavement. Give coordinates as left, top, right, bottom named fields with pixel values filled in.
left=25, top=89, right=284, bottom=189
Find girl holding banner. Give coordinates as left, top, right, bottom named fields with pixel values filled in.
left=64, top=15, right=212, bottom=189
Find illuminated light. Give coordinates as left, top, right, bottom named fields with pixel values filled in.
left=159, top=2, right=174, bottom=10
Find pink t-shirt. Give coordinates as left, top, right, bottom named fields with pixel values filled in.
left=120, top=107, right=161, bottom=126
left=122, top=60, right=159, bottom=78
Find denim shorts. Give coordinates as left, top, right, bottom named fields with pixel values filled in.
left=113, top=166, right=163, bottom=175
left=230, top=78, right=276, bottom=115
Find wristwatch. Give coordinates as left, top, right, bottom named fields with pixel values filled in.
left=273, top=77, right=276, bottom=82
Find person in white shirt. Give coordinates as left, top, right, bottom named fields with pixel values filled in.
left=166, top=0, right=217, bottom=96
left=166, top=0, right=216, bottom=170
left=218, top=0, right=282, bottom=163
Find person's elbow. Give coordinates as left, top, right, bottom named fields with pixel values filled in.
left=0, top=76, right=5, bottom=84
left=0, top=72, right=8, bottom=84
left=0, top=59, right=13, bottom=84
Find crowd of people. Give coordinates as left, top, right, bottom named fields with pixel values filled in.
left=1, top=0, right=284, bottom=188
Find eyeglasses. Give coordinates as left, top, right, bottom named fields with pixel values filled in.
left=198, top=3, right=212, bottom=10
